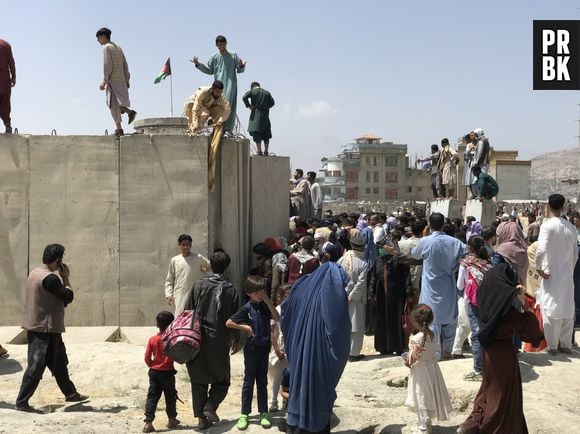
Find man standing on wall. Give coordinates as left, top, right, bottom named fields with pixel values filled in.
left=165, top=234, right=209, bottom=316
left=242, top=82, right=275, bottom=156
left=290, top=169, right=312, bottom=219
left=0, top=38, right=16, bottom=134
left=96, top=27, right=137, bottom=137
left=307, top=171, right=323, bottom=220
left=16, top=244, right=88, bottom=412
left=192, top=35, right=245, bottom=135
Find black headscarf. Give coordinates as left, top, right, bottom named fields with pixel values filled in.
left=477, top=263, right=519, bottom=347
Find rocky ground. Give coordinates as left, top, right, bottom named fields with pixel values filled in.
left=1, top=331, right=579, bottom=433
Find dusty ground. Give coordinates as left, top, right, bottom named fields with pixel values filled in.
left=1, top=330, right=579, bottom=434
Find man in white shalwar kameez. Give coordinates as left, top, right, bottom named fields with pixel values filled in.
left=96, top=28, right=137, bottom=136
left=535, top=194, right=578, bottom=354
left=165, top=234, right=209, bottom=315
left=337, top=236, right=368, bottom=361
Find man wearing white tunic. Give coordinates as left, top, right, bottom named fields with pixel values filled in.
left=96, top=28, right=137, bottom=136
left=535, top=194, right=578, bottom=355
left=192, top=35, right=245, bottom=134
left=165, top=234, right=209, bottom=315
left=337, top=236, right=368, bottom=361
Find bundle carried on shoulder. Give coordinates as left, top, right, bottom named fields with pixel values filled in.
left=161, top=309, right=202, bottom=364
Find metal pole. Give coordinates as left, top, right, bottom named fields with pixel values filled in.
left=170, top=73, right=174, bottom=117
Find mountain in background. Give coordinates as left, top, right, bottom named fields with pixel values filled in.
left=530, top=147, right=579, bottom=200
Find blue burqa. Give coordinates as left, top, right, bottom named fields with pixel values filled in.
left=281, top=262, right=351, bottom=432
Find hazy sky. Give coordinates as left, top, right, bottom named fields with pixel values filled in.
left=3, top=1, right=579, bottom=172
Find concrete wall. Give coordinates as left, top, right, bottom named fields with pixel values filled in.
left=118, top=134, right=209, bottom=326
left=494, top=163, right=531, bottom=200
left=0, top=133, right=289, bottom=327
left=464, top=199, right=496, bottom=226
left=250, top=155, right=292, bottom=248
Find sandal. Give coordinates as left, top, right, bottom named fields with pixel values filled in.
left=256, top=151, right=263, bottom=156
left=264, top=151, right=269, bottom=156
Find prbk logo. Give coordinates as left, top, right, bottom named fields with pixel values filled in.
left=533, top=20, right=579, bottom=90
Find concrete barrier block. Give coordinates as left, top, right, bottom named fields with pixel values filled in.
left=119, top=135, right=209, bottom=326
left=430, top=199, right=462, bottom=220
left=0, top=135, right=29, bottom=326
left=465, top=199, right=496, bottom=226
left=27, top=136, right=120, bottom=326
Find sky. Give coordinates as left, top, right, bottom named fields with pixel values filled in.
left=3, top=1, right=579, bottom=172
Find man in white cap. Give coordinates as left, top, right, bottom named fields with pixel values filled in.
left=469, top=128, right=490, bottom=198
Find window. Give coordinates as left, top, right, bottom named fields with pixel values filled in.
left=385, top=189, right=398, bottom=199
left=366, top=171, right=371, bottom=182
left=332, top=170, right=342, bottom=177
left=407, top=186, right=413, bottom=193
left=373, top=187, right=379, bottom=195
left=385, top=156, right=398, bottom=167
left=366, top=157, right=370, bottom=165
left=365, top=188, right=371, bottom=194
left=346, top=187, right=358, bottom=199
left=373, top=171, right=379, bottom=183
left=373, top=156, right=378, bottom=166
left=418, top=187, right=423, bottom=192
left=385, top=172, right=398, bottom=183
left=346, top=171, right=358, bottom=181
left=333, top=187, right=342, bottom=194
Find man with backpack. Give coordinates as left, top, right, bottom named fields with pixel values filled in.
left=185, top=250, right=241, bottom=429
left=471, top=165, right=499, bottom=200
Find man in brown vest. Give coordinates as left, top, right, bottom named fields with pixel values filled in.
left=15, top=244, right=88, bottom=412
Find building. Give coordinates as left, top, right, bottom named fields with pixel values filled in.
left=319, top=134, right=432, bottom=202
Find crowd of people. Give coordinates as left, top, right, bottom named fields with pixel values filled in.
left=5, top=189, right=580, bottom=433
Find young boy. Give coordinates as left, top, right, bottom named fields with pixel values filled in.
left=226, top=276, right=280, bottom=430
left=143, top=311, right=180, bottom=433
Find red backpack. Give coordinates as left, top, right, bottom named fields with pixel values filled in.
left=162, top=292, right=203, bottom=364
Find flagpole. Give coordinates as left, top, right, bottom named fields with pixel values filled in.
left=170, top=72, right=174, bottom=117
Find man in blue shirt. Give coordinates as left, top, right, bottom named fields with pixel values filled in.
left=412, top=213, right=467, bottom=360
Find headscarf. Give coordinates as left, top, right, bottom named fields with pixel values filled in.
left=495, top=221, right=529, bottom=284
left=264, top=237, right=282, bottom=252
left=386, top=216, right=398, bottom=232
left=477, top=263, right=519, bottom=346
left=281, top=262, right=350, bottom=432
left=356, top=215, right=368, bottom=231
left=459, top=253, right=492, bottom=287
left=376, top=234, right=399, bottom=267
left=321, top=241, right=339, bottom=262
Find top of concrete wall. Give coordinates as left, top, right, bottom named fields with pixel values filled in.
left=133, top=117, right=190, bottom=135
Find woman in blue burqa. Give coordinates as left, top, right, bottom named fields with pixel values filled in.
left=281, top=262, right=351, bottom=434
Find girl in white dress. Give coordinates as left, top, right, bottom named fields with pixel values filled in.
left=404, top=304, right=453, bottom=433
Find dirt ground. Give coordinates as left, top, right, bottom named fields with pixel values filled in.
left=1, top=332, right=579, bottom=433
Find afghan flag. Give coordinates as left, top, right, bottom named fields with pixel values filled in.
left=154, top=58, right=171, bottom=84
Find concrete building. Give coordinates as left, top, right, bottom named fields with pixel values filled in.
left=319, top=134, right=433, bottom=203
left=319, top=157, right=345, bottom=201
left=0, top=118, right=290, bottom=327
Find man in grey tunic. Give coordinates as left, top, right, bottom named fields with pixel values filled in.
left=96, top=27, right=137, bottom=136
left=192, top=35, right=245, bottom=134
left=337, top=236, right=368, bottom=361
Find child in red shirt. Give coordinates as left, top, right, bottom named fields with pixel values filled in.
left=143, top=311, right=179, bottom=433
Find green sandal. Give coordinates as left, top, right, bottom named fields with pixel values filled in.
left=260, top=412, right=271, bottom=428
left=237, top=414, right=249, bottom=430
